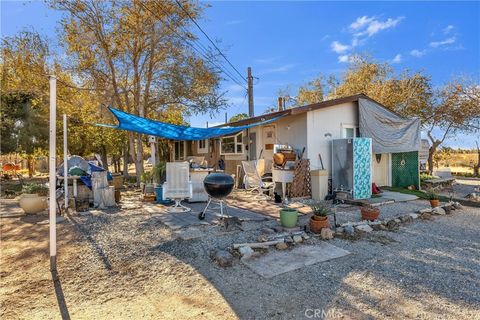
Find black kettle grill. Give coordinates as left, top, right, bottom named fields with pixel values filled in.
left=198, top=173, right=234, bottom=220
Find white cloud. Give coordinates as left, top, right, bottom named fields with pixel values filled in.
left=443, top=25, right=454, bottom=34
left=352, top=16, right=404, bottom=37
left=259, top=63, right=297, bottom=75
left=410, top=49, right=427, bottom=57
left=429, top=37, right=456, bottom=48
left=391, top=54, right=402, bottom=63
left=330, top=41, right=350, bottom=53
left=338, top=55, right=351, bottom=63
left=349, top=16, right=375, bottom=30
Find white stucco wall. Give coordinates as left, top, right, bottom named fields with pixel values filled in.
left=306, top=102, right=358, bottom=174
left=252, top=113, right=307, bottom=160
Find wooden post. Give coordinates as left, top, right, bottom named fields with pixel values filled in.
left=248, top=67, right=254, bottom=117
left=49, top=75, right=57, bottom=272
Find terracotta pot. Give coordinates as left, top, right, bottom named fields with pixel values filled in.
left=310, top=216, right=329, bottom=234
left=361, top=206, right=380, bottom=221
left=19, top=194, right=48, bottom=214
left=430, top=199, right=439, bottom=208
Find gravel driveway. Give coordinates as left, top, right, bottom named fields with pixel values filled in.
left=1, top=197, right=479, bottom=319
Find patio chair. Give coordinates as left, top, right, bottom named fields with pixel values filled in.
left=162, top=162, right=192, bottom=212
left=241, top=159, right=274, bottom=200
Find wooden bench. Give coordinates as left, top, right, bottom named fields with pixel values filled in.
left=424, top=177, right=455, bottom=189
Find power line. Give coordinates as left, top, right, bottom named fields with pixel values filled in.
left=139, top=1, right=247, bottom=90
left=174, top=0, right=247, bottom=83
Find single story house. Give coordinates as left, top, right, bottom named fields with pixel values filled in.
left=172, top=94, right=421, bottom=192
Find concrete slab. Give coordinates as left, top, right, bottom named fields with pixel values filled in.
left=243, top=243, right=351, bottom=278
left=0, top=199, right=26, bottom=218
left=144, top=201, right=269, bottom=230
left=380, top=191, right=418, bottom=202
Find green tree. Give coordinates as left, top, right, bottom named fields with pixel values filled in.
left=53, top=0, right=227, bottom=183
left=229, top=113, right=248, bottom=123
left=295, top=55, right=479, bottom=174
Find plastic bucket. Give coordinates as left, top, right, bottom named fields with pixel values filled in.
left=279, top=208, right=298, bottom=228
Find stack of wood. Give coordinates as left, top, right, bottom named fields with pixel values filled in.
left=290, top=159, right=312, bottom=198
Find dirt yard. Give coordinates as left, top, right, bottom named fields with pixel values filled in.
left=1, top=195, right=479, bottom=319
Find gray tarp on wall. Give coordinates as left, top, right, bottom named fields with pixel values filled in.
left=359, top=98, right=421, bottom=153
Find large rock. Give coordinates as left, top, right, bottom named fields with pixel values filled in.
left=409, top=213, right=419, bottom=219
left=356, top=225, right=373, bottom=233
left=386, top=220, right=399, bottom=230
left=320, top=228, right=334, bottom=240
left=432, top=207, right=446, bottom=215
left=453, top=202, right=464, bottom=210
left=213, top=250, right=233, bottom=267
left=275, top=242, right=288, bottom=250
left=293, top=235, right=303, bottom=243
left=419, top=208, right=433, bottom=214
left=420, top=212, right=433, bottom=220
left=238, top=246, right=254, bottom=259
left=344, top=225, right=355, bottom=235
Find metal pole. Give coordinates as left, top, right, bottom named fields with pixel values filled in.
left=49, top=75, right=57, bottom=272
left=63, top=114, right=68, bottom=210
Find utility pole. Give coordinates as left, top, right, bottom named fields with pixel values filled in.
left=248, top=67, right=254, bottom=117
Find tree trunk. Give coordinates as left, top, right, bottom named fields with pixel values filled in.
left=134, top=136, right=144, bottom=183
left=427, top=146, right=437, bottom=175
left=123, top=143, right=129, bottom=178
left=100, top=144, right=109, bottom=171
left=27, top=157, right=35, bottom=178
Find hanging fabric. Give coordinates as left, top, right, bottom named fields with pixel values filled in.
left=97, top=107, right=284, bottom=141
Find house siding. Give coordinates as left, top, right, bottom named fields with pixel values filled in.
left=306, top=101, right=358, bottom=175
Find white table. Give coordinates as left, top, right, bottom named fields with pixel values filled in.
left=272, top=169, right=295, bottom=199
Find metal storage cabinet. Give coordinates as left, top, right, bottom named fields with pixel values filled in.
left=332, top=138, right=372, bottom=199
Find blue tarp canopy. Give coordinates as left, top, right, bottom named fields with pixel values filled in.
left=98, top=107, right=283, bottom=141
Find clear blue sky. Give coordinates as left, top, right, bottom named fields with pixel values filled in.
left=2, top=1, right=479, bottom=148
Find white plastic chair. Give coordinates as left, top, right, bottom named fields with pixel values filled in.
left=242, top=159, right=274, bottom=200
left=162, top=162, right=192, bottom=212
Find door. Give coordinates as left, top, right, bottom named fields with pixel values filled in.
left=372, top=153, right=390, bottom=186
left=262, top=125, right=276, bottom=172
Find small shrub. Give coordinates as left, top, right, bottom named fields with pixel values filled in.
left=21, top=183, right=49, bottom=196
left=308, top=201, right=331, bottom=217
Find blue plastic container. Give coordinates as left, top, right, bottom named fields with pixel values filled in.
left=155, top=186, right=172, bottom=204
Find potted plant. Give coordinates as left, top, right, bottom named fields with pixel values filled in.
left=152, top=162, right=170, bottom=204
left=279, top=208, right=298, bottom=228
left=361, top=204, right=380, bottom=221
left=140, top=171, right=154, bottom=194
left=426, top=191, right=440, bottom=208
left=309, top=201, right=330, bottom=234
left=19, top=183, right=49, bottom=214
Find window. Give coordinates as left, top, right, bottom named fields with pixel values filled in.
left=174, top=141, right=185, bottom=160
left=221, top=132, right=244, bottom=155
left=198, top=139, right=208, bottom=154
left=342, top=124, right=360, bottom=138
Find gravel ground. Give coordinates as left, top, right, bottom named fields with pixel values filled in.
left=437, top=178, right=480, bottom=199
left=1, top=194, right=479, bottom=319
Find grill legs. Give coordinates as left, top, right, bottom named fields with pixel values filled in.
left=198, top=197, right=227, bottom=220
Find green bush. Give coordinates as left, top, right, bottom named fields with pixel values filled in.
left=21, top=183, right=49, bottom=196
